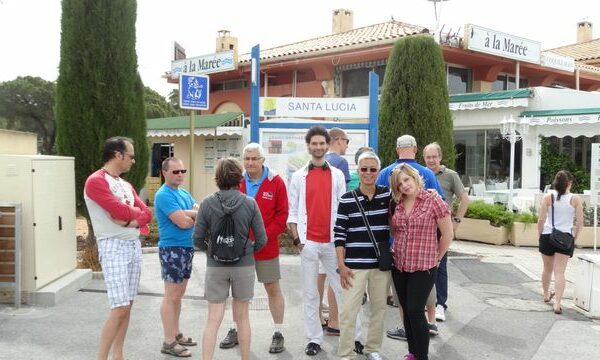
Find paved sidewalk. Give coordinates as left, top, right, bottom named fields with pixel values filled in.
left=1, top=240, right=599, bottom=359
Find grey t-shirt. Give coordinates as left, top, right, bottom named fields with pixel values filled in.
left=434, top=166, right=466, bottom=205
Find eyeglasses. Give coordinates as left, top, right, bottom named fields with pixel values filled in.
left=171, top=169, right=187, bottom=174
left=338, top=138, right=350, bottom=145
left=119, top=152, right=135, bottom=160
left=243, top=157, right=263, bottom=162
left=359, top=167, right=378, bottom=173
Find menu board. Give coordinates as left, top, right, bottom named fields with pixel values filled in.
left=203, top=136, right=241, bottom=170
left=259, top=129, right=369, bottom=184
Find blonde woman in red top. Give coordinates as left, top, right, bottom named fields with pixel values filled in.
left=389, top=163, right=453, bottom=360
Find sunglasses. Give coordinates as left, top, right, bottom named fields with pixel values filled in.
left=171, top=169, right=187, bottom=174
left=338, top=138, right=350, bottom=145
left=359, top=167, right=378, bottom=173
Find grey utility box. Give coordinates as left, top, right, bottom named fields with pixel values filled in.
left=0, top=155, right=76, bottom=293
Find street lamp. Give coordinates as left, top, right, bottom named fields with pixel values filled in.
left=500, top=115, right=530, bottom=211
left=427, top=0, right=450, bottom=44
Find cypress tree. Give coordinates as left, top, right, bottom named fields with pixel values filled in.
left=55, top=0, right=148, bottom=216
left=378, top=35, right=455, bottom=168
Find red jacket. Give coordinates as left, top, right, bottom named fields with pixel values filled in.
left=240, top=167, right=289, bottom=261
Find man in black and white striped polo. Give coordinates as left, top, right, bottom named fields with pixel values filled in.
left=334, top=151, right=391, bottom=360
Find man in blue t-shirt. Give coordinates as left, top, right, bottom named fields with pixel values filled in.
left=325, top=127, right=351, bottom=189
left=376, top=134, right=445, bottom=342
left=376, top=135, right=444, bottom=196
left=154, top=157, right=198, bottom=357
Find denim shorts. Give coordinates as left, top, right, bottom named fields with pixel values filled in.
left=159, top=246, right=194, bottom=283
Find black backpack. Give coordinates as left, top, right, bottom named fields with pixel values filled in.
left=207, top=193, right=247, bottom=263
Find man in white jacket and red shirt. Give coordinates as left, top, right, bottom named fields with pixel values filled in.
left=84, top=136, right=152, bottom=360
left=288, top=126, right=347, bottom=356
left=219, top=142, right=289, bottom=354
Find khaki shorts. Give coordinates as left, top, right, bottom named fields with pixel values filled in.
left=255, top=257, right=281, bottom=283
left=204, top=265, right=255, bottom=303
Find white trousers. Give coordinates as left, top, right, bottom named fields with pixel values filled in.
left=301, top=240, right=343, bottom=344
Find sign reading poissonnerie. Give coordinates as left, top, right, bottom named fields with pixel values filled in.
left=179, top=74, right=209, bottom=110
left=465, top=24, right=541, bottom=64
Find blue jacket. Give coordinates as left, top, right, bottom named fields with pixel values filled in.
left=376, top=158, right=445, bottom=200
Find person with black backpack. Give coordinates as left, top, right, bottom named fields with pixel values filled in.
left=192, top=158, right=267, bottom=360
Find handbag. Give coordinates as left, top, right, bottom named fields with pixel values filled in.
left=351, top=190, right=393, bottom=271
left=548, top=193, right=574, bottom=251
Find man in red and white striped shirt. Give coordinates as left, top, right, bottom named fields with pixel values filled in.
left=84, top=136, right=152, bottom=360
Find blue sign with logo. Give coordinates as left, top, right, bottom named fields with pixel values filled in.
left=179, top=74, right=209, bottom=110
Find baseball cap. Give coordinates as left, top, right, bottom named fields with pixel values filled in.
left=396, top=135, right=417, bottom=148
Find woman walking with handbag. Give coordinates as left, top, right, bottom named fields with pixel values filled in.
left=389, top=163, right=453, bottom=360
left=537, top=170, right=583, bottom=314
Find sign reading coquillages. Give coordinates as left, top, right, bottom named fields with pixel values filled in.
left=465, top=24, right=541, bottom=64
left=541, top=52, right=575, bottom=73
left=171, top=50, right=235, bottom=79
left=260, top=97, right=369, bottom=119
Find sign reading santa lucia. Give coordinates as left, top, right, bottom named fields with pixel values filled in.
left=260, top=97, right=369, bottom=118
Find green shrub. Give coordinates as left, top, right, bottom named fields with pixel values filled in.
left=583, top=203, right=600, bottom=227
left=514, top=212, right=538, bottom=224
left=465, top=201, right=514, bottom=229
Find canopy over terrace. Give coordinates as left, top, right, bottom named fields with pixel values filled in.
left=450, top=87, right=600, bottom=190
left=145, top=112, right=246, bottom=201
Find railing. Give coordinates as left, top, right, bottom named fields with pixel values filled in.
left=0, top=202, right=22, bottom=308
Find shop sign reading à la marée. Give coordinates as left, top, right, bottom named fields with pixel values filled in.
left=465, top=24, right=541, bottom=64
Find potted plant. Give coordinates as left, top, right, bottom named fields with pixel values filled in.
left=578, top=204, right=600, bottom=248
left=510, top=212, right=539, bottom=247
left=455, top=201, right=513, bottom=245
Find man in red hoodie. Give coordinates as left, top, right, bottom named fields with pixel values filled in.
left=218, top=142, right=289, bottom=354
left=84, top=136, right=152, bottom=360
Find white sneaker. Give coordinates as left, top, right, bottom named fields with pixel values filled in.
left=366, top=352, right=383, bottom=360
left=435, top=304, right=446, bottom=321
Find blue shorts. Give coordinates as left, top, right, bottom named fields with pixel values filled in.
left=159, top=246, right=194, bottom=283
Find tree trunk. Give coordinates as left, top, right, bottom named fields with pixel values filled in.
left=84, top=217, right=101, bottom=271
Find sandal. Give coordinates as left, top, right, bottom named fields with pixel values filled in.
left=321, top=318, right=329, bottom=329
left=544, top=291, right=555, bottom=303
left=176, top=333, right=197, bottom=346
left=161, top=340, right=191, bottom=357
left=553, top=305, right=563, bottom=314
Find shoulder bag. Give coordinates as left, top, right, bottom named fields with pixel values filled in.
left=548, top=193, right=574, bottom=251
left=351, top=190, right=393, bottom=271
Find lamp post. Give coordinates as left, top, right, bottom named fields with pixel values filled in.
left=500, top=115, right=530, bottom=211
left=427, top=0, right=450, bottom=44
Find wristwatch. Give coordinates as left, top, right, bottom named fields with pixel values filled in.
left=453, top=217, right=462, bottom=223
left=293, top=237, right=301, bottom=246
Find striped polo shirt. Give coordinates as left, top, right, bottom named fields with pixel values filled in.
left=334, top=186, right=391, bottom=269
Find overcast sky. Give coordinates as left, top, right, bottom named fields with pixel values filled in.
left=1, top=0, right=598, bottom=97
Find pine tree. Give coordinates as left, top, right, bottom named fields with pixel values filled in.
left=55, top=0, right=148, bottom=217
left=378, top=35, right=455, bottom=168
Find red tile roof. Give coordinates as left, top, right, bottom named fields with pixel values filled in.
left=238, top=20, right=427, bottom=63
left=547, top=39, right=600, bottom=64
